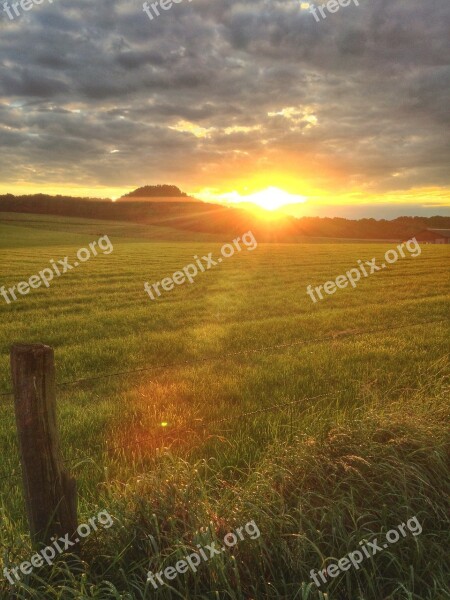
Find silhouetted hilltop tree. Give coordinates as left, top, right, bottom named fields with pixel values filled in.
left=0, top=192, right=449, bottom=240
left=121, top=185, right=188, bottom=199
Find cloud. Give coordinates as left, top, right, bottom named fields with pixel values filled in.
left=0, top=0, right=448, bottom=208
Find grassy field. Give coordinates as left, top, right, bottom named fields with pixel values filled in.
left=0, top=213, right=448, bottom=600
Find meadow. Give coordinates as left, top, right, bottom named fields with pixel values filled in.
left=0, top=213, right=448, bottom=600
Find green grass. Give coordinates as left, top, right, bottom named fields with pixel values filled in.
left=0, top=214, right=449, bottom=599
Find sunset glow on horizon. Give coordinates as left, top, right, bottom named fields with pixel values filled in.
left=0, top=0, right=449, bottom=219
left=1, top=180, right=449, bottom=219
left=197, top=187, right=308, bottom=212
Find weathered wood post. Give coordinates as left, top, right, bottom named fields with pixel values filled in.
left=11, top=343, right=78, bottom=547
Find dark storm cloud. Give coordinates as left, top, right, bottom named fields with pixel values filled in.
left=0, top=0, right=449, bottom=200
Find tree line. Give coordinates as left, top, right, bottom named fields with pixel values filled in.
left=1, top=193, right=449, bottom=241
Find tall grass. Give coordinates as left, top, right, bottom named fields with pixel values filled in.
left=1, top=378, right=448, bottom=599
left=0, top=216, right=449, bottom=599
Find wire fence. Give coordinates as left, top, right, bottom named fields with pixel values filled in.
left=0, top=316, right=447, bottom=399
left=0, top=316, right=448, bottom=484
left=0, top=390, right=335, bottom=483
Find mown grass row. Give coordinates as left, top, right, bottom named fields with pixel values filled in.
left=0, top=216, right=449, bottom=598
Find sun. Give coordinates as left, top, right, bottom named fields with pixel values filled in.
left=242, top=187, right=307, bottom=211
left=195, top=186, right=308, bottom=213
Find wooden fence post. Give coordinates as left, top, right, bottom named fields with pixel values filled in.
left=11, top=343, right=78, bottom=547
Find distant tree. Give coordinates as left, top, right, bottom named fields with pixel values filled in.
left=1, top=193, right=449, bottom=240
left=121, top=185, right=188, bottom=198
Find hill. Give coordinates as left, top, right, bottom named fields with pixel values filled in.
left=1, top=191, right=450, bottom=241
left=119, top=185, right=191, bottom=201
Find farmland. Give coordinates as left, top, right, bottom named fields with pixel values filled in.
left=0, top=213, right=449, bottom=600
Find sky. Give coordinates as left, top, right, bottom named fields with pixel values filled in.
left=0, top=0, right=449, bottom=218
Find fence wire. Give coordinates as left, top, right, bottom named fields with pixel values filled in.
left=0, top=316, right=448, bottom=483
left=0, top=317, right=447, bottom=399
left=0, top=390, right=335, bottom=482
